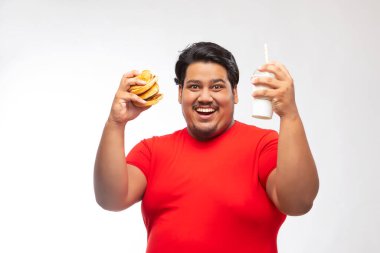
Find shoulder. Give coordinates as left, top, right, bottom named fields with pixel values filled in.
left=127, top=128, right=186, bottom=163
left=140, top=128, right=187, bottom=147
left=234, top=121, right=278, bottom=139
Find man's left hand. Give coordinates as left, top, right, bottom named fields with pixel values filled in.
left=251, top=61, right=299, bottom=119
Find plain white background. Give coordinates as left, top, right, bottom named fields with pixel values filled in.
left=1, top=0, right=379, bottom=252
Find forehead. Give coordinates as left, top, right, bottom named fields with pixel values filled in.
left=185, top=62, right=228, bottom=81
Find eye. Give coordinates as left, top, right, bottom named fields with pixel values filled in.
left=211, top=84, right=224, bottom=90
left=188, top=84, right=200, bottom=90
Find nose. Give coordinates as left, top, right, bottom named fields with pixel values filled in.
left=198, top=87, right=213, bottom=103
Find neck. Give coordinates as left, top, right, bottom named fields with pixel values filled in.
left=188, top=120, right=236, bottom=142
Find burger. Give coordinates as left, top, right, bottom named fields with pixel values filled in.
left=129, top=70, right=163, bottom=107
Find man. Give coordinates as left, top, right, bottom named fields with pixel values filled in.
left=94, top=42, right=319, bottom=253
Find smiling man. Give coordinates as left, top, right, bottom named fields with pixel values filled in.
left=178, top=61, right=238, bottom=140
left=94, top=42, right=319, bottom=253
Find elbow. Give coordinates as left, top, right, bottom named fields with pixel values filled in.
left=95, top=196, right=127, bottom=212
left=286, top=201, right=314, bottom=216
left=276, top=176, right=319, bottom=216
left=280, top=199, right=314, bottom=216
left=94, top=181, right=128, bottom=212
left=276, top=189, right=317, bottom=216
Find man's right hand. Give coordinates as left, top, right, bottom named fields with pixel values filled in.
left=108, top=70, right=150, bottom=125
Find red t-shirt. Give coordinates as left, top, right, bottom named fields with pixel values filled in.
left=126, top=121, right=286, bottom=253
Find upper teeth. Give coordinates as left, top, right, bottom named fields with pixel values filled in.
left=196, top=108, right=215, bottom=113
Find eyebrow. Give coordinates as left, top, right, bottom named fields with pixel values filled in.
left=185, top=79, right=226, bottom=84
left=210, top=79, right=226, bottom=84
left=185, top=80, right=201, bottom=84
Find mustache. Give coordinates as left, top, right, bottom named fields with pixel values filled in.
left=192, top=103, right=218, bottom=110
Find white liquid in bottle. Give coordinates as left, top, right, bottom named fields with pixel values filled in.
left=251, top=71, right=274, bottom=119
left=251, top=43, right=273, bottom=120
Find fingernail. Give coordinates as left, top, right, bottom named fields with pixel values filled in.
left=258, top=65, right=264, bottom=70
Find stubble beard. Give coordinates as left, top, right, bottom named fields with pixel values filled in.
left=185, top=110, right=235, bottom=142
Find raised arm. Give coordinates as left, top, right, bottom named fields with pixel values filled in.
left=94, top=71, right=149, bottom=211
left=252, top=62, right=319, bottom=216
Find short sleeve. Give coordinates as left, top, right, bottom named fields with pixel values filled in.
left=257, top=131, right=278, bottom=188
left=126, top=139, right=152, bottom=180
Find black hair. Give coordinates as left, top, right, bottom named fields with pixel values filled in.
left=174, top=42, right=239, bottom=87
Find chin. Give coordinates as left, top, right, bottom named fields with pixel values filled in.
left=191, top=124, right=219, bottom=141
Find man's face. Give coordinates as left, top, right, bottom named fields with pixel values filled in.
left=178, top=61, right=238, bottom=141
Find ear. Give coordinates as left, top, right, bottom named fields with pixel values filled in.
left=178, top=85, right=183, bottom=104
left=233, top=85, right=239, bottom=104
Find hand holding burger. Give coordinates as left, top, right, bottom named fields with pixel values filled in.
left=129, top=70, right=163, bottom=107
left=108, top=70, right=163, bottom=125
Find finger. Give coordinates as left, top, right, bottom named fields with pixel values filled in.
left=130, top=94, right=147, bottom=105
left=119, top=70, right=142, bottom=88
left=117, top=91, right=147, bottom=105
left=120, top=76, right=146, bottom=91
left=123, top=70, right=140, bottom=79
left=272, top=97, right=280, bottom=105
left=126, top=77, right=147, bottom=87
left=271, top=61, right=292, bottom=79
left=251, top=76, right=281, bottom=89
left=252, top=88, right=276, bottom=99
left=258, top=63, right=285, bottom=81
left=258, top=61, right=292, bottom=81
left=140, top=104, right=152, bottom=112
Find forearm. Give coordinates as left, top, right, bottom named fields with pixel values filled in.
left=275, top=114, right=319, bottom=214
left=94, top=119, right=129, bottom=211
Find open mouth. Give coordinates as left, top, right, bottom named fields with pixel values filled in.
left=194, top=107, right=217, bottom=116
